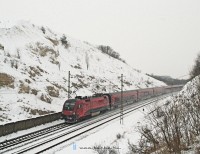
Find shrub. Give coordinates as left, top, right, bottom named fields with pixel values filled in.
left=133, top=86, right=200, bottom=154
left=31, top=89, right=38, bottom=95
left=0, top=43, right=4, bottom=50
left=6, top=52, right=11, bottom=57
left=19, top=82, right=30, bottom=93
left=47, top=86, right=59, bottom=97
left=47, top=37, right=59, bottom=46
left=116, top=133, right=122, bottom=139
left=97, top=45, right=126, bottom=63
left=60, top=35, right=69, bottom=48
left=16, top=49, right=20, bottom=59
left=33, top=42, right=58, bottom=57
left=190, top=53, right=200, bottom=79
left=40, top=94, right=52, bottom=103
left=41, top=26, right=46, bottom=34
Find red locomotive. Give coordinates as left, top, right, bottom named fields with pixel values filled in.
left=61, top=85, right=183, bottom=123
left=62, top=94, right=110, bottom=123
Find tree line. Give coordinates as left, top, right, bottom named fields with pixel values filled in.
left=97, top=45, right=126, bottom=63
left=146, top=74, right=189, bottom=85
left=128, top=53, right=200, bottom=153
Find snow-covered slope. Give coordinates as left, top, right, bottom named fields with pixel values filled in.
left=0, top=20, right=165, bottom=124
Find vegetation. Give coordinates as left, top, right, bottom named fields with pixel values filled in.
left=97, top=45, right=126, bottom=63
left=129, top=78, right=200, bottom=153
left=60, top=34, right=69, bottom=48
left=19, top=82, right=30, bottom=94
left=41, top=26, right=46, bottom=34
left=31, top=88, right=38, bottom=95
left=47, top=86, right=59, bottom=97
left=0, top=43, right=4, bottom=50
left=40, top=94, right=52, bottom=103
left=128, top=54, right=200, bottom=153
left=146, top=74, right=188, bottom=85
left=47, top=37, right=59, bottom=46
left=0, top=73, right=14, bottom=88
left=190, top=53, right=200, bottom=79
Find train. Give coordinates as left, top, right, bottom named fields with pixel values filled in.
left=61, top=85, right=183, bottom=123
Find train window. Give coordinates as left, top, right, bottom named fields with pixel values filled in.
left=64, top=99, right=76, bottom=110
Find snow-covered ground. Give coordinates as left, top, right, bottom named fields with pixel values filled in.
left=0, top=119, right=64, bottom=143
left=4, top=90, right=197, bottom=154
left=54, top=108, right=144, bottom=154
left=0, top=20, right=165, bottom=124
left=0, top=94, right=173, bottom=154
left=48, top=96, right=173, bottom=154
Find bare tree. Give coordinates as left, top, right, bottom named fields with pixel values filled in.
left=190, top=53, right=200, bottom=79
left=130, top=86, right=200, bottom=154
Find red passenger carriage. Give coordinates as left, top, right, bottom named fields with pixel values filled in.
left=62, top=85, right=183, bottom=123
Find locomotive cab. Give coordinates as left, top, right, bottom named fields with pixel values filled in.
left=62, top=94, right=110, bottom=123
left=62, top=99, right=81, bottom=123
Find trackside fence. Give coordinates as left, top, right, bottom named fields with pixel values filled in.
left=0, top=112, right=61, bottom=137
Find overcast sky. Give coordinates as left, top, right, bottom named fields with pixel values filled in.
left=1, top=0, right=200, bottom=79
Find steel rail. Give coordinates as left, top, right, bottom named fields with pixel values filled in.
left=12, top=94, right=173, bottom=154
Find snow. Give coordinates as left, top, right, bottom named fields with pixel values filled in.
left=0, top=119, right=64, bottom=142
left=48, top=96, right=173, bottom=154
left=0, top=20, right=166, bottom=124
left=0, top=93, right=186, bottom=154
left=0, top=19, right=198, bottom=154
left=58, top=109, right=143, bottom=154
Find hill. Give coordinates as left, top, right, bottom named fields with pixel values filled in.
left=146, top=74, right=188, bottom=85
left=0, top=20, right=165, bottom=124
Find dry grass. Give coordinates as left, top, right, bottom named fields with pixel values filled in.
left=19, top=82, right=30, bottom=94
left=50, top=57, right=60, bottom=65
left=47, top=86, right=59, bottom=97
left=37, top=66, right=46, bottom=73
left=30, top=42, right=58, bottom=58
left=40, top=94, right=52, bottom=103
left=46, top=37, right=59, bottom=46
left=0, top=73, right=14, bottom=88
left=28, top=66, right=45, bottom=78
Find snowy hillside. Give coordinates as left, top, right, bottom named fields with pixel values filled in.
left=0, top=20, right=165, bottom=124
left=124, top=77, right=200, bottom=154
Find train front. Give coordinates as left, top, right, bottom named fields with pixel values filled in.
left=62, top=99, right=78, bottom=123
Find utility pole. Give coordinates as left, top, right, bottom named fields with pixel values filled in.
left=68, top=71, right=70, bottom=99
left=120, top=74, right=123, bottom=124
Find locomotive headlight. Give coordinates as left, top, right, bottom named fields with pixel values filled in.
left=72, top=112, right=76, bottom=115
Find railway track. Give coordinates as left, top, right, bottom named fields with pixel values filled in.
left=0, top=123, right=67, bottom=150
left=0, top=93, right=175, bottom=154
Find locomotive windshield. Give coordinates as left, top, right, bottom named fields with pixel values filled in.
left=64, top=99, right=76, bottom=110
